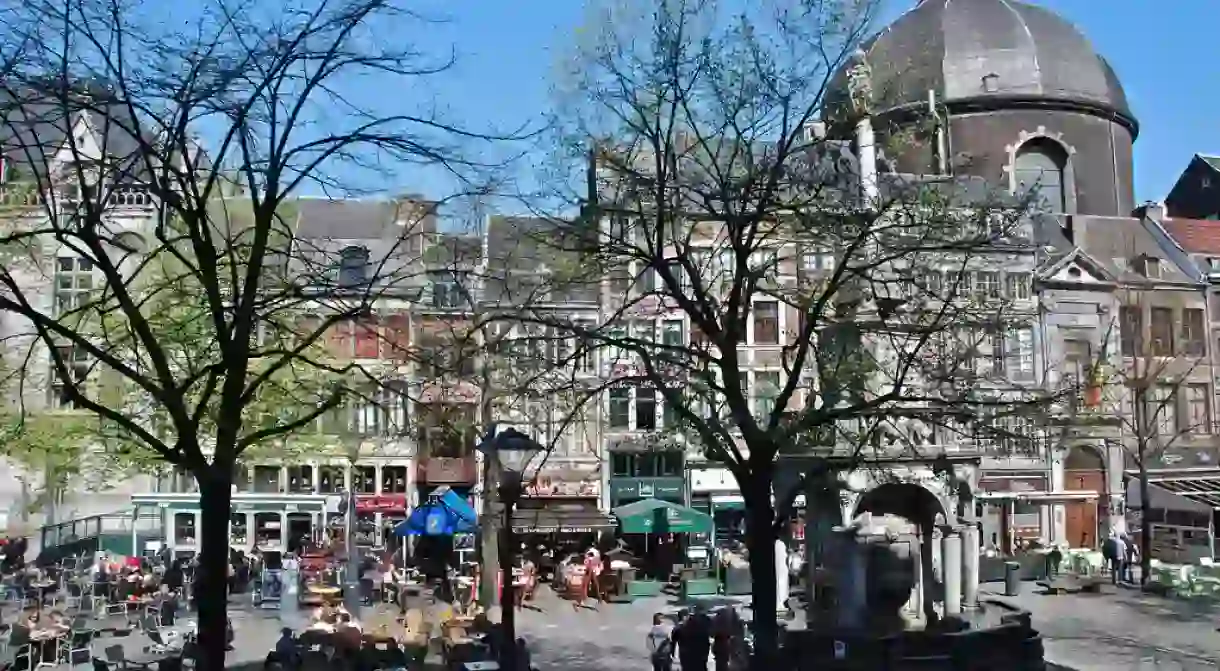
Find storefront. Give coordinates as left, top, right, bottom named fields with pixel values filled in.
left=132, top=492, right=340, bottom=557
left=688, top=467, right=744, bottom=545
left=977, top=473, right=1048, bottom=553
left=607, top=441, right=686, bottom=507
left=354, top=494, right=409, bottom=547
left=512, top=474, right=613, bottom=576
left=608, top=477, right=684, bottom=506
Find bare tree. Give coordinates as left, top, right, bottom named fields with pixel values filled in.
left=412, top=209, right=603, bottom=606
left=1103, top=282, right=1211, bottom=584
left=0, top=0, right=502, bottom=667
left=537, top=0, right=1057, bottom=661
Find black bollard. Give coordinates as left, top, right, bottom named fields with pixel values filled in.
left=1004, top=561, right=1021, bottom=597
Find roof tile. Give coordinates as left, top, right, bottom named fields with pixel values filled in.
left=1162, top=217, right=1220, bottom=255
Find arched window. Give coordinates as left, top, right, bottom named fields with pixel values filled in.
left=1013, top=139, right=1070, bottom=213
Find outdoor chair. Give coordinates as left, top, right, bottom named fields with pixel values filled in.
left=92, top=656, right=114, bottom=671
left=9, top=643, right=32, bottom=671
left=64, top=583, right=85, bottom=611
left=105, top=643, right=159, bottom=671
left=61, top=622, right=95, bottom=665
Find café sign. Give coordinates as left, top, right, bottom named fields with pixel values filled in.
left=525, top=477, right=600, bottom=498
left=354, top=494, right=408, bottom=513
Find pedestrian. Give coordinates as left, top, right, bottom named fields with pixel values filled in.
left=1123, top=534, right=1139, bottom=583
left=646, top=613, right=674, bottom=671
left=1102, top=533, right=1120, bottom=584
left=677, top=605, right=711, bottom=671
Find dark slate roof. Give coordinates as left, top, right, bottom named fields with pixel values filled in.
left=830, top=0, right=1133, bottom=126
left=423, top=233, right=481, bottom=268
left=483, top=215, right=599, bottom=307
left=1201, top=155, right=1220, bottom=173
left=286, top=197, right=439, bottom=296
left=295, top=197, right=409, bottom=239
left=0, top=87, right=153, bottom=181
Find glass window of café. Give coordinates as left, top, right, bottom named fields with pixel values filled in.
left=287, top=465, right=314, bottom=493
left=255, top=512, right=283, bottom=548
left=610, top=450, right=683, bottom=477
left=353, top=466, right=376, bottom=494
left=232, top=465, right=250, bottom=492
left=382, top=465, right=408, bottom=494
left=253, top=466, right=282, bottom=493
left=230, top=513, right=249, bottom=547
left=160, top=466, right=199, bottom=493
left=319, top=465, right=344, bottom=493
left=174, top=513, right=197, bottom=547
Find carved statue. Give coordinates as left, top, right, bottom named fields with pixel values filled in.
left=846, top=49, right=874, bottom=116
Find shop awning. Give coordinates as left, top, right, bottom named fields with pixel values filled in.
left=612, top=498, right=713, bottom=535
left=1139, top=478, right=1220, bottom=510
left=511, top=507, right=616, bottom=535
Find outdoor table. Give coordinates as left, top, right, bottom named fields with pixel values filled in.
left=29, top=626, right=67, bottom=664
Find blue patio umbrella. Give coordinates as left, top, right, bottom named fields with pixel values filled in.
left=394, top=488, right=478, bottom=536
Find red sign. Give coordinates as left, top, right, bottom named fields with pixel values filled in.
left=354, top=494, right=408, bottom=513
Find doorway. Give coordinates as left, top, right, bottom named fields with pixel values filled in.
left=1064, top=446, right=1104, bottom=549
left=286, top=513, right=314, bottom=554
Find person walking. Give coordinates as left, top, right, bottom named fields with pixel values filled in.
left=1122, top=534, right=1139, bottom=583
left=676, top=606, right=711, bottom=671
left=646, top=613, right=674, bottom=671
left=1102, top=533, right=1120, bottom=584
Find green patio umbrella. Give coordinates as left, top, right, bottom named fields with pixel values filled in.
left=612, top=498, right=713, bottom=535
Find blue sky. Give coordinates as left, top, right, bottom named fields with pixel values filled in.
left=409, top=0, right=1218, bottom=204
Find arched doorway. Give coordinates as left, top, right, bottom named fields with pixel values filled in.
left=1064, top=445, right=1105, bottom=549
left=852, top=482, right=948, bottom=624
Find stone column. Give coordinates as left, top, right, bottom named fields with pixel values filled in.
left=941, top=528, right=962, bottom=617
left=961, top=522, right=980, bottom=609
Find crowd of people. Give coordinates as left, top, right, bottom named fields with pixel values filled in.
left=646, top=605, right=749, bottom=671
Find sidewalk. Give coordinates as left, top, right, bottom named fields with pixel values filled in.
left=984, top=583, right=1220, bottom=670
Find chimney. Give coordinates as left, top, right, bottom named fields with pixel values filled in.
left=1137, top=200, right=1165, bottom=223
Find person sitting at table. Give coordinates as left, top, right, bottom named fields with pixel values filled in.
left=20, top=608, right=40, bottom=629
left=263, top=627, right=302, bottom=671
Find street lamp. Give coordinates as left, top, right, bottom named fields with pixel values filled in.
left=477, top=424, right=543, bottom=671
left=337, top=486, right=364, bottom=617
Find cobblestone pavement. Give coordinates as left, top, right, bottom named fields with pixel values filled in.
left=985, top=583, right=1220, bottom=670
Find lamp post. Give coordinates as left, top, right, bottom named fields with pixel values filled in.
left=477, top=424, right=543, bottom=671
left=338, top=486, right=363, bottom=617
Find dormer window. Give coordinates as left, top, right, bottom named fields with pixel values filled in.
left=338, top=246, right=369, bottom=288
left=1136, top=255, right=1162, bottom=280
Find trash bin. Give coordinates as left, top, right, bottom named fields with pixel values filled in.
left=1004, top=561, right=1021, bottom=596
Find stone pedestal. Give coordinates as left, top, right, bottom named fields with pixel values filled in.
left=941, top=529, right=962, bottom=617
left=962, top=522, right=980, bottom=609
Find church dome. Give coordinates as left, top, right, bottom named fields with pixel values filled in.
left=836, top=0, right=1135, bottom=133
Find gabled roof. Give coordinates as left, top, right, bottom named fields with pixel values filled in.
left=1037, top=246, right=1116, bottom=284
left=1200, top=155, right=1220, bottom=173
left=1160, top=217, right=1220, bottom=256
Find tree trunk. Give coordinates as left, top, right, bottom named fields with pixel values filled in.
left=478, top=451, right=501, bottom=607
left=1138, top=463, right=1152, bottom=586
left=195, top=470, right=234, bottom=671
left=743, top=477, right=779, bottom=670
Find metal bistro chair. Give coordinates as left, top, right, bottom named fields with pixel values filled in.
left=61, top=616, right=96, bottom=665
left=105, top=644, right=159, bottom=671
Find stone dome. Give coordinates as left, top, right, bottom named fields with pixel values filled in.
left=836, top=0, right=1135, bottom=133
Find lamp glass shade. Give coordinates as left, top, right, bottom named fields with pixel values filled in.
left=498, top=442, right=542, bottom=474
